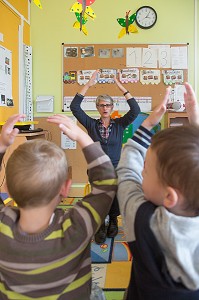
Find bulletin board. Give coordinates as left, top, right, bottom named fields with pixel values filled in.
left=38, top=43, right=189, bottom=195
left=62, top=43, right=188, bottom=111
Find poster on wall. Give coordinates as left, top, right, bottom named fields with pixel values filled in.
left=0, top=46, right=13, bottom=107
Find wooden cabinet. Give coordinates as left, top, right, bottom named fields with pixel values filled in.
left=165, top=111, right=189, bottom=128
left=0, top=131, right=47, bottom=193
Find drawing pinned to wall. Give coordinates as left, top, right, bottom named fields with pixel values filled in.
left=126, top=47, right=142, bottom=67
left=112, top=48, right=124, bottom=58
left=70, top=1, right=97, bottom=35
left=148, top=45, right=171, bottom=68
left=117, top=11, right=138, bottom=39
left=167, top=85, right=186, bottom=112
left=77, top=70, right=95, bottom=85
left=140, top=69, right=160, bottom=85
left=119, top=68, right=139, bottom=83
left=162, top=70, right=183, bottom=85
left=80, top=46, right=94, bottom=58
left=29, top=0, right=42, bottom=9
left=142, top=47, right=157, bottom=68
left=61, top=116, right=77, bottom=149
left=171, top=46, right=188, bottom=69
left=97, top=69, right=117, bottom=84
left=98, top=49, right=111, bottom=58
left=0, top=46, right=13, bottom=107
left=64, top=47, right=78, bottom=58
left=63, top=71, right=77, bottom=84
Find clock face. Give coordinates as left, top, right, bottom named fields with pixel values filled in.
left=135, top=6, right=157, bottom=29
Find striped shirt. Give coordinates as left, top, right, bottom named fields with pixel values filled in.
left=0, top=142, right=117, bottom=299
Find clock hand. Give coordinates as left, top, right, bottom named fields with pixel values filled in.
left=145, top=12, right=150, bottom=19
left=141, top=12, right=150, bottom=21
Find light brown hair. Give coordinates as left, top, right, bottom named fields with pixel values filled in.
left=151, top=125, right=199, bottom=214
left=6, top=139, right=68, bottom=208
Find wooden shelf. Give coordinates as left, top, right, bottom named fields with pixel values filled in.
left=165, top=111, right=189, bottom=128
left=18, top=131, right=47, bottom=139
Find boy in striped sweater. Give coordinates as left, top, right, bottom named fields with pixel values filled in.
left=0, top=114, right=117, bottom=299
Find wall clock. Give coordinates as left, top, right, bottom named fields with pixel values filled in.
left=135, top=6, right=157, bottom=29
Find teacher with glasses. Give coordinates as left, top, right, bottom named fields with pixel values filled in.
left=70, top=69, right=140, bottom=244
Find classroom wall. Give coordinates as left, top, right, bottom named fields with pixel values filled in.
left=0, top=0, right=30, bottom=120
left=1, top=1, right=198, bottom=195
left=29, top=0, right=198, bottom=196
left=7, top=0, right=29, bottom=20
left=30, top=0, right=197, bottom=116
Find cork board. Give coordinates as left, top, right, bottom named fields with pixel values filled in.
left=34, top=44, right=189, bottom=194
left=62, top=43, right=188, bottom=110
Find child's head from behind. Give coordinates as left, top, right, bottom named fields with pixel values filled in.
left=142, top=126, right=199, bottom=215
left=6, top=139, right=68, bottom=208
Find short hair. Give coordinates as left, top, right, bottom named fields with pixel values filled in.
left=151, top=125, right=199, bottom=214
left=6, top=139, right=68, bottom=208
left=96, top=94, right=114, bottom=106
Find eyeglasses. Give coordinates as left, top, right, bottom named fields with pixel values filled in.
left=97, top=104, right=113, bottom=108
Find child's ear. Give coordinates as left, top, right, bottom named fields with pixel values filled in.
left=163, top=186, right=178, bottom=208
left=60, top=179, right=72, bottom=198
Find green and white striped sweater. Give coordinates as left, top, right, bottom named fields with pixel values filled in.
left=0, top=142, right=117, bottom=299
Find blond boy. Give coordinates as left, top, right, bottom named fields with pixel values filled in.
left=0, top=114, right=117, bottom=299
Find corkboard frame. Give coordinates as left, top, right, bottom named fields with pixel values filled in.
left=62, top=43, right=188, bottom=111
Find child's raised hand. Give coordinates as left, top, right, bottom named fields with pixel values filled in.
left=87, top=70, right=100, bottom=87
left=0, top=114, right=26, bottom=153
left=47, top=114, right=93, bottom=148
left=142, top=86, right=171, bottom=131
left=184, top=82, right=199, bottom=126
left=113, top=73, right=120, bottom=85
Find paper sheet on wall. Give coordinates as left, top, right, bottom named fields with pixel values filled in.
left=63, top=96, right=152, bottom=112
left=171, top=46, right=188, bottom=69
left=167, top=84, right=186, bottom=111
left=126, top=45, right=187, bottom=69
left=158, top=46, right=171, bottom=68
left=149, top=45, right=171, bottom=68
left=61, top=116, right=77, bottom=149
left=0, top=46, right=12, bottom=107
left=142, top=48, right=157, bottom=68
left=126, top=47, right=142, bottom=67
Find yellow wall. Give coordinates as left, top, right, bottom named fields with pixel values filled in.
left=7, top=0, right=29, bottom=21
left=0, top=0, right=30, bottom=121
left=0, top=0, right=198, bottom=120
left=30, top=0, right=197, bottom=116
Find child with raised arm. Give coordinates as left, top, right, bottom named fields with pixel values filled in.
left=116, top=83, right=199, bottom=300
left=0, top=114, right=25, bottom=159
left=0, top=114, right=117, bottom=299
left=0, top=114, right=25, bottom=207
